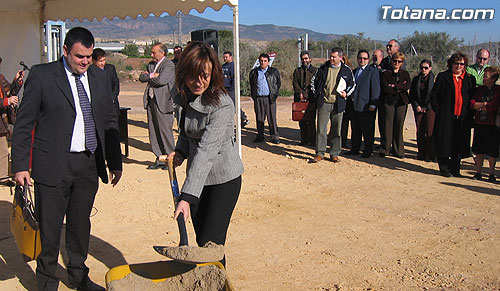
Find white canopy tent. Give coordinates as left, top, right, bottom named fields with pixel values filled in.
left=0, top=0, right=243, bottom=155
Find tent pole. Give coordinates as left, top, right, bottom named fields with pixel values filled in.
left=233, top=4, right=241, bottom=157
left=40, top=0, right=46, bottom=63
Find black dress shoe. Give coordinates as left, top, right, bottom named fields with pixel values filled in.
left=471, top=173, right=482, bottom=180
left=253, top=136, right=264, bottom=143
left=241, top=119, right=250, bottom=128
left=440, top=171, right=453, bottom=178
left=147, top=163, right=165, bottom=170
left=271, top=138, right=280, bottom=144
left=451, top=171, right=462, bottom=178
left=69, top=277, right=105, bottom=291
left=361, top=153, right=372, bottom=158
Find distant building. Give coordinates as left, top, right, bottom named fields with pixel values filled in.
left=95, top=42, right=126, bottom=53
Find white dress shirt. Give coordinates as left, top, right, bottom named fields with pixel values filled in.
left=63, top=57, right=92, bottom=152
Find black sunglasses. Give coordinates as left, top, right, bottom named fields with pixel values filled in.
left=420, top=66, right=430, bottom=70
left=386, top=44, right=392, bottom=48
left=393, top=60, right=403, bottom=63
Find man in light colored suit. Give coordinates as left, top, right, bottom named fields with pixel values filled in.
left=346, top=50, right=380, bottom=158
left=139, top=43, right=175, bottom=169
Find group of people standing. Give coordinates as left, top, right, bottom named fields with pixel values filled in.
left=290, top=40, right=499, bottom=182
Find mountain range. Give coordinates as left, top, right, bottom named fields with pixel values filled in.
left=67, top=14, right=342, bottom=42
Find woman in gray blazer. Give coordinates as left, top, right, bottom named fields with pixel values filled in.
left=168, top=42, right=244, bottom=266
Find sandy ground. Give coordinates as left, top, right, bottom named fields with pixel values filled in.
left=1, top=80, right=499, bottom=290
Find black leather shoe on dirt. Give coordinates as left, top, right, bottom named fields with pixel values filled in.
left=147, top=162, right=165, bottom=170
left=68, top=277, right=105, bottom=291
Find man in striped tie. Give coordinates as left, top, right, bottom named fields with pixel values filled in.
left=12, top=27, right=122, bottom=291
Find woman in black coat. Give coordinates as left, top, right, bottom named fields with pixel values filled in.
left=430, top=52, right=476, bottom=177
left=380, top=52, right=411, bottom=158
left=409, top=59, right=436, bottom=161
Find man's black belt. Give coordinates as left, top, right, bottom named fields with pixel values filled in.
left=70, top=150, right=93, bottom=157
left=257, top=95, right=270, bottom=98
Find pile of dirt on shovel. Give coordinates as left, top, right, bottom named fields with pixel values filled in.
left=107, top=264, right=226, bottom=291
left=156, top=241, right=225, bottom=263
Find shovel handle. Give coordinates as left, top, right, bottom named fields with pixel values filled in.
left=163, top=155, right=189, bottom=246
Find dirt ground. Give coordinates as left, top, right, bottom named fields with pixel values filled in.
left=1, top=80, right=499, bottom=290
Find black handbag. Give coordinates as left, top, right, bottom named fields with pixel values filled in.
left=9, top=180, right=42, bottom=262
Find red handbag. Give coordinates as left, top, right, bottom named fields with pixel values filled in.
left=292, top=102, right=316, bottom=121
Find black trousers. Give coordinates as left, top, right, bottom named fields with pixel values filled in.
left=35, top=151, right=99, bottom=291
left=190, top=176, right=241, bottom=266
left=341, top=99, right=354, bottom=147
left=299, top=119, right=316, bottom=145
left=438, top=118, right=462, bottom=175
left=381, top=103, right=407, bottom=157
left=414, top=109, right=436, bottom=160
left=351, top=110, right=376, bottom=155
left=254, top=97, right=278, bottom=139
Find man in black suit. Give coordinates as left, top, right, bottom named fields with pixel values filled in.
left=92, top=48, right=120, bottom=116
left=12, top=27, right=122, bottom=291
left=346, top=50, right=380, bottom=158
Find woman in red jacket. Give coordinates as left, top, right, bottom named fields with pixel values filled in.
left=470, top=66, right=500, bottom=182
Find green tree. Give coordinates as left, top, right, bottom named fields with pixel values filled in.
left=218, top=29, right=234, bottom=58
left=144, top=39, right=161, bottom=57
left=400, top=31, right=463, bottom=65
left=122, top=44, right=139, bottom=57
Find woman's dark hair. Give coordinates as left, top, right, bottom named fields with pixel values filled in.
left=484, top=66, right=499, bottom=82
left=420, top=59, right=432, bottom=67
left=176, top=41, right=225, bottom=106
left=447, top=52, right=468, bottom=70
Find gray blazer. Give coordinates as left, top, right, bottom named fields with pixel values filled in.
left=139, top=58, right=175, bottom=113
left=174, top=92, right=244, bottom=199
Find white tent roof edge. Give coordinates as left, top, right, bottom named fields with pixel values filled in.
left=42, top=0, right=238, bottom=22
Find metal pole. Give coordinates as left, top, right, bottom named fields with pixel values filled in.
left=298, top=36, right=302, bottom=67
left=177, top=12, right=182, bottom=46
left=233, top=5, right=242, bottom=157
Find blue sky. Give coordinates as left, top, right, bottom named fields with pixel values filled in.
left=188, top=0, right=499, bottom=44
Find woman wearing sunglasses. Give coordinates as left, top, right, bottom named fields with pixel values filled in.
left=431, top=52, right=476, bottom=178
left=409, top=59, right=436, bottom=162
left=470, top=66, right=500, bottom=182
left=379, top=52, right=411, bottom=158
